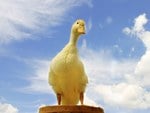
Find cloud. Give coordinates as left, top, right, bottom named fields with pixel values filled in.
left=84, top=94, right=99, bottom=106
left=134, top=50, right=150, bottom=87
left=0, top=102, right=18, bottom=113
left=120, top=13, right=150, bottom=109
left=21, top=59, right=51, bottom=94
left=80, top=44, right=136, bottom=85
left=81, top=40, right=150, bottom=109
left=123, top=13, right=150, bottom=49
left=123, top=13, right=150, bottom=88
left=0, top=0, right=92, bottom=44
left=123, top=13, right=148, bottom=35
left=95, top=83, right=150, bottom=109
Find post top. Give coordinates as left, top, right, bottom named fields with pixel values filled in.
left=39, top=105, right=104, bottom=113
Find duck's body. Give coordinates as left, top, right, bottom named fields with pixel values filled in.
left=49, top=20, right=88, bottom=105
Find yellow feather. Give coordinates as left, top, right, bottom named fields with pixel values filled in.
left=49, top=19, right=88, bottom=105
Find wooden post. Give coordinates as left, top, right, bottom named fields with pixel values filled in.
left=39, top=105, right=104, bottom=113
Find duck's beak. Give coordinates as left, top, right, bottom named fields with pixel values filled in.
left=78, top=26, right=86, bottom=34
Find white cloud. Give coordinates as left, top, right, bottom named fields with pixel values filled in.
left=134, top=50, right=150, bottom=87
left=123, top=13, right=148, bottom=35
left=84, top=94, right=99, bottom=107
left=95, top=83, right=150, bottom=109
left=123, top=27, right=131, bottom=35
left=0, top=102, right=18, bottom=113
left=22, top=59, right=51, bottom=94
left=80, top=43, right=150, bottom=109
left=123, top=13, right=150, bottom=49
left=0, top=0, right=92, bottom=44
left=80, top=44, right=136, bottom=85
left=133, top=13, right=148, bottom=33
left=120, top=13, right=150, bottom=109
left=123, top=13, right=150, bottom=88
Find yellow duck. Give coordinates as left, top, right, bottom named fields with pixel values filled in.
left=49, top=19, right=88, bottom=105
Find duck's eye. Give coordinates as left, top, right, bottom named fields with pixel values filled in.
left=77, top=22, right=79, bottom=24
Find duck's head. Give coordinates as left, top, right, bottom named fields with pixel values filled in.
left=71, top=19, right=86, bottom=36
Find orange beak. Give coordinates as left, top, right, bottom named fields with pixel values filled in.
left=78, top=26, right=86, bottom=34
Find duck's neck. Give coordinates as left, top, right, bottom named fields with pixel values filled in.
left=69, top=32, right=80, bottom=46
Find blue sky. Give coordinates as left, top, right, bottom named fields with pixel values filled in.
left=0, top=0, right=150, bottom=113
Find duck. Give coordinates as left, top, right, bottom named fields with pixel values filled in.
left=48, top=19, right=88, bottom=105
